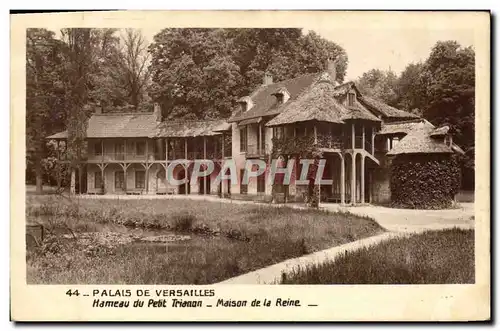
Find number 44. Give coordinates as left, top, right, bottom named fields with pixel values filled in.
left=66, top=289, right=80, bottom=297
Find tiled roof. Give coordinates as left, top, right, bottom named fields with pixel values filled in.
left=155, top=119, right=227, bottom=137
left=377, top=119, right=424, bottom=135
left=46, top=113, right=230, bottom=139
left=266, top=80, right=380, bottom=126
left=430, top=126, right=450, bottom=137
left=228, top=73, right=321, bottom=123
left=358, top=95, right=419, bottom=120
left=87, top=113, right=159, bottom=138
left=45, top=113, right=159, bottom=139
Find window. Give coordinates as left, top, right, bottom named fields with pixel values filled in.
left=444, top=135, right=452, bottom=147
left=240, top=101, right=249, bottom=112
left=295, top=125, right=305, bottom=137
left=115, top=142, right=125, bottom=160
left=95, top=171, right=103, bottom=189
left=348, top=92, right=356, bottom=107
left=240, top=126, right=248, bottom=152
left=276, top=94, right=284, bottom=104
left=273, top=126, right=284, bottom=139
left=115, top=171, right=125, bottom=189
left=136, top=141, right=146, bottom=156
left=94, top=141, right=103, bottom=156
left=135, top=170, right=145, bottom=189
left=240, top=169, right=248, bottom=194
left=391, top=137, right=400, bottom=149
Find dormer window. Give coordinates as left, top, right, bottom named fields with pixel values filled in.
left=237, top=96, right=253, bottom=112
left=276, top=94, right=284, bottom=104
left=444, top=135, right=452, bottom=147
left=272, top=87, right=290, bottom=105
left=348, top=92, right=356, bottom=107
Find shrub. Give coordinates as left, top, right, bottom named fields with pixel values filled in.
left=172, top=213, right=196, bottom=231
left=390, top=154, right=461, bottom=209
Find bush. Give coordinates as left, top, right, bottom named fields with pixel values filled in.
left=172, top=213, right=196, bottom=231
left=390, top=154, right=461, bottom=209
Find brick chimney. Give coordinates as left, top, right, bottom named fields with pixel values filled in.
left=95, top=102, right=102, bottom=114
left=153, top=102, right=162, bottom=122
left=263, top=72, right=273, bottom=86
left=326, top=57, right=338, bottom=85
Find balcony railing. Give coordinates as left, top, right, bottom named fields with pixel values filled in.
left=316, top=134, right=344, bottom=149
left=88, top=152, right=166, bottom=162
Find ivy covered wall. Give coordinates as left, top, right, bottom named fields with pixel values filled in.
left=390, top=154, right=461, bottom=209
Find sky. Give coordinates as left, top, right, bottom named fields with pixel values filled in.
left=140, top=27, right=475, bottom=81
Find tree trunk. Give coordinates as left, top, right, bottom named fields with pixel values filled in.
left=35, top=158, right=43, bottom=194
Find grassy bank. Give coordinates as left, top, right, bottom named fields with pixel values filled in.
left=281, top=228, right=474, bottom=284
left=26, top=195, right=384, bottom=284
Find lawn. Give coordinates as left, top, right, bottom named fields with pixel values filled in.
left=26, top=195, right=384, bottom=284
left=280, top=228, right=474, bottom=284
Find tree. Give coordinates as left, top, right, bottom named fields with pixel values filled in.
left=357, top=40, right=475, bottom=189
left=148, top=28, right=349, bottom=120
left=420, top=41, right=475, bottom=189
left=118, top=29, right=152, bottom=109
left=356, top=68, right=399, bottom=106
left=393, top=62, right=425, bottom=115
left=26, top=28, right=66, bottom=193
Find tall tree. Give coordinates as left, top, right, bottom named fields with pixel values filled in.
left=149, top=28, right=348, bottom=120
left=393, top=62, right=425, bottom=115
left=420, top=41, right=475, bottom=188
left=26, top=28, right=66, bottom=193
left=356, top=68, right=399, bottom=107
left=118, top=29, right=152, bottom=109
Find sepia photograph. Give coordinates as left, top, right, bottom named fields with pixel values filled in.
left=11, top=10, right=490, bottom=321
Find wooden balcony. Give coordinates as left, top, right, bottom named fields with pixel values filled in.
left=87, top=152, right=165, bottom=163
left=316, top=134, right=344, bottom=150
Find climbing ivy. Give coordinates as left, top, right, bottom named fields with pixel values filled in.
left=390, top=154, right=461, bottom=209
left=271, top=135, right=323, bottom=207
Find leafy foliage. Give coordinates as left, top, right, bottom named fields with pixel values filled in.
left=148, top=28, right=348, bottom=120
left=356, top=69, right=399, bottom=107
left=271, top=135, right=323, bottom=207
left=26, top=29, right=67, bottom=190
left=358, top=41, right=475, bottom=189
left=390, top=154, right=461, bottom=209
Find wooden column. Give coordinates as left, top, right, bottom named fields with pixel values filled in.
left=361, top=155, right=365, bottom=204
left=351, top=122, right=355, bottom=149
left=259, top=124, right=262, bottom=155
left=371, top=129, right=375, bottom=155
left=351, top=152, right=356, bottom=205
left=123, top=165, right=128, bottom=192
left=165, top=137, right=169, bottom=166
left=314, top=124, right=318, bottom=144
left=184, top=138, right=188, bottom=195
left=203, top=136, right=207, bottom=195
left=362, top=124, right=365, bottom=152
left=340, top=154, right=345, bottom=205
left=70, top=168, right=76, bottom=195
left=101, top=139, right=104, bottom=163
